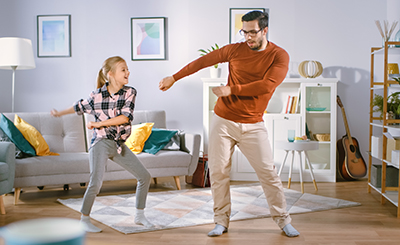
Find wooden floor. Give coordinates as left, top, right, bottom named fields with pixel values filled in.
left=1, top=177, right=400, bottom=245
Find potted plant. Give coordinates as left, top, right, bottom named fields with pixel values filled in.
left=372, top=77, right=400, bottom=120
left=198, top=43, right=221, bottom=78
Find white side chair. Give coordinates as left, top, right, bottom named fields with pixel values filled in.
left=275, top=141, right=319, bottom=193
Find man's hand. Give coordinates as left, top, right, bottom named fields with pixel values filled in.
left=159, top=76, right=176, bottom=91
left=212, top=86, right=231, bottom=97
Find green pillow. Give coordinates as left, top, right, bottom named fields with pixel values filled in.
left=143, top=128, right=178, bottom=155
left=0, top=128, right=33, bottom=159
left=0, top=114, right=36, bottom=156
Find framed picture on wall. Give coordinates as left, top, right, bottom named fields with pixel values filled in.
left=229, top=8, right=267, bottom=44
left=37, top=15, right=71, bottom=57
left=131, top=17, right=167, bottom=60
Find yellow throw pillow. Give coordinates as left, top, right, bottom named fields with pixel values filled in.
left=125, top=123, right=154, bottom=154
left=14, top=115, right=59, bottom=156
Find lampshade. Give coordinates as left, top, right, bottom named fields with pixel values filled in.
left=0, top=37, right=36, bottom=70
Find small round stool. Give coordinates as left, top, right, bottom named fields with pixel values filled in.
left=275, top=141, right=319, bottom=193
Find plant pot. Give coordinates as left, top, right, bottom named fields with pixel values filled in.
left=210, top=67, right=221, bottom=78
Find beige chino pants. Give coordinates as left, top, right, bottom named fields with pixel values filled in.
left=208, top=114, right=291, bottom=229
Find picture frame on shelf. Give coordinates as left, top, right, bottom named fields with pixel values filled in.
left=131, top=17, right=167, bottom=61
left=229, top=8, right=267, bottom=44
left=37, top=15, right=71, bottom=57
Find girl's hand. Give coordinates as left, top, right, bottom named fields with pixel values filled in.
left=51, top=109, right=60, bottom=117
left=87, top=121, right=100, bottom=129
left=50, top=107, right=74, bottom=117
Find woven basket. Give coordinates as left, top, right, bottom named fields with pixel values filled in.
left=314, top=133, right=330, bottom=141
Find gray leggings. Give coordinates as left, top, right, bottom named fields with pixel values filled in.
left=80, top=139, right=151, bottom=215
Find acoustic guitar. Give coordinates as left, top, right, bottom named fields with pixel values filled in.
left=336, top=95, right=367, bottom=180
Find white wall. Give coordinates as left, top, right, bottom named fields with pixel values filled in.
left=0, top=0, right=396, bottom=157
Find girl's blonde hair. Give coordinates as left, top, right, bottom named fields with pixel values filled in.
left=97, top=56, right=126, bottom=89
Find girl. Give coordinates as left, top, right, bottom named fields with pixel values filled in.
left=51, top=56, right=153, bottom=232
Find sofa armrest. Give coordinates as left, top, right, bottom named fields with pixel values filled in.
left=0, top=142, right=16, bottom=194
left=0, top=142, right=15, bottom=165
left=183, top=133, right=201, bottom=176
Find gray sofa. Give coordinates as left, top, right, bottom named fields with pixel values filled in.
left=2, top=110, right=201, bottom=204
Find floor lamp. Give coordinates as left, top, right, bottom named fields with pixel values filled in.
left=0, top=37, right=36, bottom=112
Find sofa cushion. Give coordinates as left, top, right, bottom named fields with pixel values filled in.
left=14, top=114, right=59, bottom=156
left=143, top=128, right=178, bottom=154
left=131, top=110, right=166, bottom=128
left=15, top=153, right=89, bottom=177
left=3, top=113, right=87, bottom=153
left=0, top=114, right=36, bottom=156
left=105, top=150, right=192, bottom=171
left=125, top=123, right=154, bottom=154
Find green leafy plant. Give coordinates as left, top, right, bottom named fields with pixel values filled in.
left=372, top=77, right=400, bottom=118
left=198, top=43, right=220, bottom=68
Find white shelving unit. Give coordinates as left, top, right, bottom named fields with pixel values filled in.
left=368, top=41, right=400, bottom=218
left=202, top=77, right=338, bottom=182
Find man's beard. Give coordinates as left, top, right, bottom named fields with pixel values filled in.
left=247, top=38, right=263, bottom=50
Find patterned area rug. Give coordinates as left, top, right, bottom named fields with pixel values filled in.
left=57, top=184, right=360, bottom=234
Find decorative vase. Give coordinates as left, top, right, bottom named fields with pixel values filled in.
left=298, top=60, right=323, bottom=78
left=210, top=67, right=221, bottom=78
left=395, top=29, right=400, bottom=48
left=388, top=63, right=399, bottom=77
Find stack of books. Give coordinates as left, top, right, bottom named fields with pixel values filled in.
left=284, top=95, right=300, bottom=114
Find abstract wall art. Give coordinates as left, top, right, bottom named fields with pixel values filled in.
left=131, top=17, right=167, bottom=60
left=37, top=15, right=71, bottom=57
left=229, top=8, right=267, bottom=44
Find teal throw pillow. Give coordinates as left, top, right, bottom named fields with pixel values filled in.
left=0, top=128, right=33, bottom=159
left=143, top=128, right=178, bottom=155
left=0, top=114, right=36, bottom=156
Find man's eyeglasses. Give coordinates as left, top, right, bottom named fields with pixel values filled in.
left=239, top=29, right=263, bottom=37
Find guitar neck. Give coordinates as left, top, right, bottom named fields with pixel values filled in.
left=341, top=107, right=354, bottom=143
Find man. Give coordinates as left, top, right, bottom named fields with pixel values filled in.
left=159, top=11, right=299, bottom=238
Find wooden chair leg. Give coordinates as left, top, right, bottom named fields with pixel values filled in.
left=278, top=150, right=289, bottom=176
left=0, top=195, right=6, bottom=214
left=297, top=151, right=304, bottom=193
left=153, top=178, right=158, bottom=185
left=288, top=150, right=295, bottom=189
left=173, top=176, right=181, bottom=190
left=14, top=188, right=21, bottom=205
left=304, top=151, right=318, bottom=191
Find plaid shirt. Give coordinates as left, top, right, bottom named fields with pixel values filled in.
left=74, top=83, right=136, bottom=153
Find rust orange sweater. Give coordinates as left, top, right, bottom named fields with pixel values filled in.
left=173, top=41, right=289, bottom=123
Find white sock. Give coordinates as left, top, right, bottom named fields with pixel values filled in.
left=80, top=215, right=102, bottom=233
left=135, top=209, right=154, bottom=228
left=282, top=224, right=300, bottom=237
left=207, top=224, right=228, bottom=237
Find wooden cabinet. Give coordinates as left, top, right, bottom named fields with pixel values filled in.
left=368, top=41, right=400, bottom=218
left=202, top=77, right=337, bottom=182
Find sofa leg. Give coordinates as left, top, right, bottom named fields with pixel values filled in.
left=153, top=178, right=158, bottom=185
left=173, top=176, right=181, bottom=190
left=0, top=195, right=5, bottom=214
left=14, top=188, right=21, bottom=205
